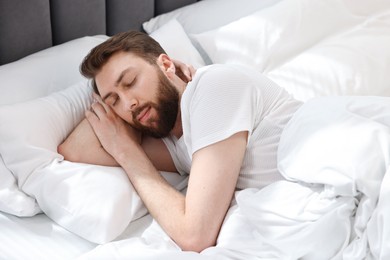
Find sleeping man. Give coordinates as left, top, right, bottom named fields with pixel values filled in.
left=58, top=31, right=302, bottom=252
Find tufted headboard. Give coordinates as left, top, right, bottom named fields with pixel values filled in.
left=0, top=0, right=200, bottom=65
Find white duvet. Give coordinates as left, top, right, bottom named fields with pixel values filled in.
left=78, top=96, right=390, bottom=259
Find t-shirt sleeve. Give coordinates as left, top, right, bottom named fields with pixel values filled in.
left=161, top=136, right=189, bottom=176
left=186, top=66, right=261, bottom=154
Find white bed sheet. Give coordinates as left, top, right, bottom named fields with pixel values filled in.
left=0, top=212, right=154, bottom=259
left=0, top=212, right=95, bottom=259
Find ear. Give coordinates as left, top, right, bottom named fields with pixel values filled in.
left=157, top=54, right=176, bottom=78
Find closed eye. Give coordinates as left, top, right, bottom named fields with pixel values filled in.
left=125, top=77, right=136, bottom=88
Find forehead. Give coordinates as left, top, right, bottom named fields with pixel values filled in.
left=98, top=52, right=143, bottom=79
left=95, top=52, right=144, bottom=91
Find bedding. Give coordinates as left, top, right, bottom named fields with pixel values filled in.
left=2, top=0, right=390, bottom=259
left=0, top=212, right=95, bottom=259
left=78, top=97, right=390, bottom=260
left=192, top=0, right=363, bottom=72
left=0, top=82, right=148, bottom=243
left=142, top=0, right=282, bottom=35
left=149, top=18, right=206, bottom=69
left=0, top=36, right=109, bottom=106
left=0, top=155, right=41, bottom=217
left=192, top=0, right=390, bottom=101
left=0, top=35, right=109, bottom=218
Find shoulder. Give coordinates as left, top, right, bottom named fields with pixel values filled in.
left=181, top=64, right=264, bottom=115
left=193, top=64, right=258, bottom=83
left=185, top=64, right=263, bottom=97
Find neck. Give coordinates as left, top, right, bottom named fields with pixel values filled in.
left=168, top=74, right=188, bottom=139
left=170, top=106, right=183, bottom=139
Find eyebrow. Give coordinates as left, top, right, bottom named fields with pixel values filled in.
left=102, top=68, right=131, bottom=101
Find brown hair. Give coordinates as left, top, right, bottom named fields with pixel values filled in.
left=80, top=30, right=166, bottom=94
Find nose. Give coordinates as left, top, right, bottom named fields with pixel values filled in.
left=127, top=97, right=138, bottom=111
left=122, top=93, right=138, bottom=112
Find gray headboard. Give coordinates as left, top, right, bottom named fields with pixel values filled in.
left=0, top=0, right=200, bottom=65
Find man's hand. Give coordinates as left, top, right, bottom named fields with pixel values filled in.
left=85, top=93, right=142, bottom=158
left=172, top=60, right=196, bottom=83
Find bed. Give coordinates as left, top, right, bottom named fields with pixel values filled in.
left=1, top=0, right=390, bottom=259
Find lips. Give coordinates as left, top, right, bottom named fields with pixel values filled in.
left=136, top=106, right=151, bottom=123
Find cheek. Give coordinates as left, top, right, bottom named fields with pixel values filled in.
left=139, top=74, right=160, bottom=99
left=112, top=107, right=133, bottom=124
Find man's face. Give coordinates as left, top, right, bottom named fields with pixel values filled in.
left=95, top=52, right=179, bottom=138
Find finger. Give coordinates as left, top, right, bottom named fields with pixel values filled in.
left=188, top=65, right=196, bottom=81
left=90, top=101, right=107, bottom=119
left=182, top=65, right=191, bottom=80
left=85, top=110, right=99, bottom=126
left=182, top=64, right=196, bottom=81
left=176, top=69, right=187, bottom=83
left=93, top=93, right=111, bottom=113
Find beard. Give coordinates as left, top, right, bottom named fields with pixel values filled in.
left=131, top=68, right=179, bottom=138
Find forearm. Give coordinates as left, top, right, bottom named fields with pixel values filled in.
left=115, top=143, right=196, bottom=249
left=58, top=118, right=177, bottom=171
left=111, top=132, right=247, bottom=252
left=58, top=119, right=119, bottom=166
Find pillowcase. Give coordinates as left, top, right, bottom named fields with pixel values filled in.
left=0, top=35, right=108, bottom=217
left=192, top=0, right=363, bottom=72
left=266, top=12, right=390, bottom=101
left=0, top=82, right=112, bottom=243
left=2, top=82, right=144, bottom=243
left=0, top=155, right=41, bottom=217
left=0, top=82, right=92, bottom=188
left=0, top=81, right=189, bottom=244
left=150, top=19, right=205, bottom=68
left=143, top=0, right=281, bottom=34
left=0, top=35, right=108, bottom=106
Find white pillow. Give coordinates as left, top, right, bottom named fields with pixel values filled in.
left=266, top=11, right=390, bottom=101
left=0, top=82, right=92, bottom=187
left=0, top=82, right=123, bottom=243
left=150, top=19, right=205, bottom=68
left=0, top=35, right=108, bottom=217
left=143, top=0, right=281, bottom=34
left=0, top=155, right=41, bottom=217
left=24, top=161, right=187, bottom=244
left=25, top=159, right=147, bottom=244
left=0, top=35, right=108, bottom=106
left=192, top=0, right=363, bottom=72
left=0, top=81, right=188, bottom=243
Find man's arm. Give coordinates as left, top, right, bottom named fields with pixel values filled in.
left=85, top=98, right=247, bottom=252
left=136, top=132, right=247, bottom=251
left=58, top=118, right=177, bottom=172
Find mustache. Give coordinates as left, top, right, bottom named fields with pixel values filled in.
left=132, top=102, right=156, bottom=122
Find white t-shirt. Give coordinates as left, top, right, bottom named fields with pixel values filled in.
left=163, top=64, right=302, bottom=190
